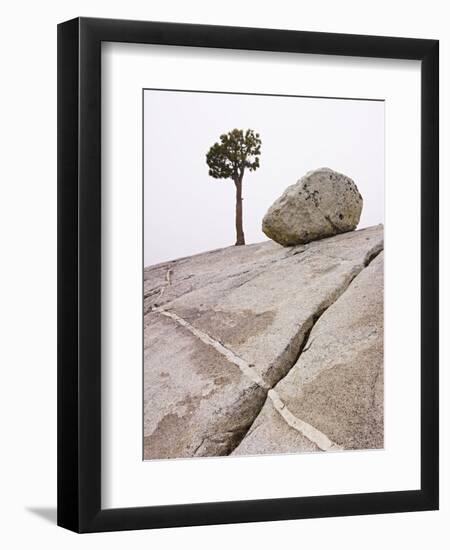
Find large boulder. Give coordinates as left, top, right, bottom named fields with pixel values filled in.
left=262, top=167, right=363, bottom=246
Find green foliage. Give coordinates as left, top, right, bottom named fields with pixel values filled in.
left=206, top=128, right=261, bottom=181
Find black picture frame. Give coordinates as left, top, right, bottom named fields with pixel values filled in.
left=57, top=17, right=439, bottom=533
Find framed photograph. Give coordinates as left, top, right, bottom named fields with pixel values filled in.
left=57, top=17, right=439, bottom=532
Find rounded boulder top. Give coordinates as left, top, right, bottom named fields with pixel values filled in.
left=262, top=167, right=363, bottom=246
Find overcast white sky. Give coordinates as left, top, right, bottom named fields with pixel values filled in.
left=144, top=90, right=384, bottom=267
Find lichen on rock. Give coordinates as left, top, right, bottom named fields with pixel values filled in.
left=262, top=167, right=363, bottom=246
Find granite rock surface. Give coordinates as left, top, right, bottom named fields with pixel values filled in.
left=144, top=225, right=383, bottom=459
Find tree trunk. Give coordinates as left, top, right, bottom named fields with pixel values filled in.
left=234, top=177, right=245, bottom=246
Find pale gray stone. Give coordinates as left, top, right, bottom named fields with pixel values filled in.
left=235, top=251, right=384, bottom=453
left=143, top=313, right=266, bottom=459
left=143, top=225, right=383, bottom=459
left=159, top=225, right=382, bottom=388
left=232, top=398, right=320, bottom=456
left=262, top=167, right=363, bottom=246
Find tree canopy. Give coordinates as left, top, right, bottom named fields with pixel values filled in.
left=206, top=128, right=261, bottom=182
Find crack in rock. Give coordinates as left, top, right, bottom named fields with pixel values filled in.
left=268, top=389, right=341, bottom=451
left=152, top=307, right=336, bottom=451
left=155, top=308, right=270, bottom=390
left=145, top=228, right=384, bottom=456
left=233, top=245, right=384, bottom=451
left=152, top=245, right=383, bottom=453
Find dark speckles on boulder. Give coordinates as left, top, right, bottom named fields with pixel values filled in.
left=262, top=168, right=363, bottom=246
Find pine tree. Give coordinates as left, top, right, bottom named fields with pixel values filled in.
left=206, top=129, right=262, bottom=245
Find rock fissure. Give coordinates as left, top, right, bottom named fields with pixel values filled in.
left=154, top=305, right=335, bottom=451
left=364, top=241, right=383, bottom=266
left=152, top=243, right=382, bottom=453
left=267, top=389, right=341, bottom=451
left=264, top=242, right=383, bottom=388
left=143, top=224, right=384, bottom=459
left=233, top=244, right=383, bottom=452
left=154, top=308, right=270, bottom=390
